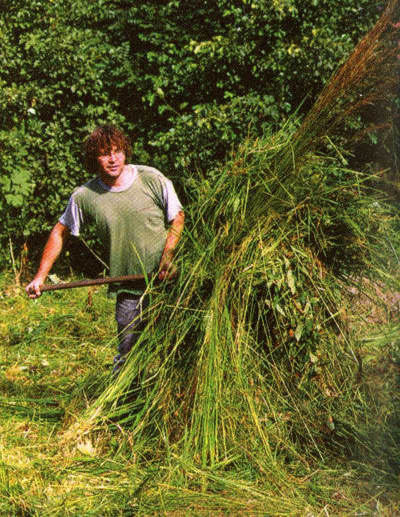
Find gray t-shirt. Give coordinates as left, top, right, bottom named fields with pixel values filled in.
left=59, top=165, right=183, bottom=295
left=60, top=165, right=182, bottom=235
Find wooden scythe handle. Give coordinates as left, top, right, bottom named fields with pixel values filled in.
left=39, top=274, right=147, bottom=292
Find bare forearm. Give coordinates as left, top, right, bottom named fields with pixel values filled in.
left=159, top=211, right=185, bottom=280
left=37, top=223, right=68, bottom=277
left=163, top=211, right=185, bottom=256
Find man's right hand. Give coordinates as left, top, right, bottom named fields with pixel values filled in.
left=24, top=222, right=70, bottom=300
left=25, top=277, right=45, bottom=299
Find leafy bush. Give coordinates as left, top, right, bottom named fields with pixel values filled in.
left=0, top=0, right=384, bottom=265
left=0, top=0, right=128, bottom=256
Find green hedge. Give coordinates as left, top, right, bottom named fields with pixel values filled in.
left=0, top=0, right=381, bottom=261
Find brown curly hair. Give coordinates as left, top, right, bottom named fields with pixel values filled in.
left=83, top=125, right=132, bottom=174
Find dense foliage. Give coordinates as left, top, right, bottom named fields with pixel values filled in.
left=0, top=0, right=382, bottom=262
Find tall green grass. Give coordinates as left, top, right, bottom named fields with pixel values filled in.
left=57, top=4, right=400, bottom=512
left=56, top=137, right=399, bottom=514
left=80, top=126, right=397, bottom=443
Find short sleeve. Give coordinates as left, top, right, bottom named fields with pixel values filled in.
left=161, top=177, right=183, bottom=222
left=59, top=196, right=83, bottom=236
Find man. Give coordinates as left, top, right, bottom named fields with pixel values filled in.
left=26, top=124, right=184, bottom=371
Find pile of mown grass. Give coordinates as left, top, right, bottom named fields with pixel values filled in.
left=71, top=120, right=399, bottom=489
left=63, top=2, right=400, bottom=512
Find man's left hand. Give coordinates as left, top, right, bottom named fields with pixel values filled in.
left=158, top=251, right=177, bottom=281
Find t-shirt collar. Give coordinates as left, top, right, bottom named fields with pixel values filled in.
left=97, top=164, right=137, bottom=192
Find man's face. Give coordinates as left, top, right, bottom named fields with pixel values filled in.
left=96, top=144, right=126, bottom=183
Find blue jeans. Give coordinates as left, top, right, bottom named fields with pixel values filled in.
left=113, top=293, right=149, bottom=373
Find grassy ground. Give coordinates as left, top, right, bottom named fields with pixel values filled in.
left=0, top=269, right=399, bottom=516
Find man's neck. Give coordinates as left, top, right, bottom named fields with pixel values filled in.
left=98, top=165, right=133, bottom=189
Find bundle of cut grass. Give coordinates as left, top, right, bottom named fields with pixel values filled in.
left=63, top=0, right=400, bottom=506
